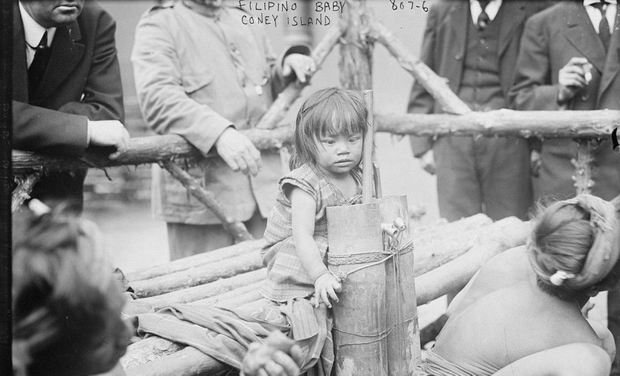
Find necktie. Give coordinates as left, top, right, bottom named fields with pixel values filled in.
left=28, top=31, right=52, bottom=95
left=477, top=0, right=491, bottom=30
left=592, top=1, right=611, bottom=50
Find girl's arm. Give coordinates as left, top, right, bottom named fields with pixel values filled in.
left=492, top=343, right=611, bottom=376
left=290, top=187, right=340, bottom=307
left=290, top=187, right=327, bottom=280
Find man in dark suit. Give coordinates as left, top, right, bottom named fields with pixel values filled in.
left=13, top=0, right=129, bottom=210
left=509, top=1, right=620, bottom=373
left=408, top=0, right=551, bottom=222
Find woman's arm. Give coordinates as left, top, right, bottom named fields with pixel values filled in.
left=492, top=343, right=611, bottom=376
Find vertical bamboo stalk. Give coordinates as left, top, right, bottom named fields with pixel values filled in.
left=362, top=90, right=375, bottom=203
left=380, top=196, right=421, bottom=376
left=327, top=203, right=388, bottom=376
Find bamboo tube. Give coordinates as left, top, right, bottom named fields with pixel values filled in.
left=126, top=239, right=265, bottom=282
left=256, top=23, right=344, bottom=130
left=371, top=20, right=471, bottom=115
left=11, top=172, right=41, bottom=212
left=129, top=269, right=267, bottom=314
left=162, top=161, right=253, bottom=243
left=415, top=217, right=531, bottom=305
left=130, top=250, right=263, bottom=298
left=327, top=202, right=388, bottom=376
left=380, top=196, right=421, bottom=376
left=375, top=110, right=620, bottom=138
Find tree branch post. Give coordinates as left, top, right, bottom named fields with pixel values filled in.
left=160, top=161, right=253, bottom=243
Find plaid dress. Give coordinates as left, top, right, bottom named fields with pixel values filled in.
left=260, top=163, right=362, bottom=301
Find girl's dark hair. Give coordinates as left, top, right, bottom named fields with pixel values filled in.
left=290, top=87, right=368, bottom=169
left=12, top=206, right=128, bottom=376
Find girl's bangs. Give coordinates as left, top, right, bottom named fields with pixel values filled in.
left=317, top=97, right=367, bottom=137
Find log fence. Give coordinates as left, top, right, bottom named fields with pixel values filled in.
left=10, top=0, right=620, bottom=374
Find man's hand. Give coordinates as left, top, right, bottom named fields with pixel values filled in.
left=87, top=120, right=130, bottom=160
left=282, top=54, right=316, bottom=84
left=557, top=57, right=591, bottom=104
left=215, top=127, right=262, bottom=176
left=419, top=149, right=436, bottom=175
left=530, top=150, right=541, bottom=178
left=314, top=272, right=341, bottom=309
left=241, top=331, right=303, bottom=376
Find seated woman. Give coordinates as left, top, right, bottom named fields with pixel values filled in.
left=423, top=194, right=620, bottom=376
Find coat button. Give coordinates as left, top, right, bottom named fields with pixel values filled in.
left=455, top=54, right=463, bottom=61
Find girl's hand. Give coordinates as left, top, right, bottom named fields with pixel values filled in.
left=314, top=272, right=342, bottom=308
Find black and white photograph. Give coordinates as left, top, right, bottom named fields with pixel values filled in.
left=4, top=0, right=620, bottom=375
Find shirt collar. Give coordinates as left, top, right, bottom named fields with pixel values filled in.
left=18, top=1, right=56, bottom=49
left=583, top=0, right=617, bottom=6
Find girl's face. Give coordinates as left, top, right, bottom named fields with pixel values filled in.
left=314, top=131, right=363, bottom=177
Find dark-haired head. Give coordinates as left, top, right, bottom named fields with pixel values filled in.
left=529, top=195, right=620, bottom=300
left=290, top=87, right=368, bottom=169
left=12, top=204, right=132, bottom=376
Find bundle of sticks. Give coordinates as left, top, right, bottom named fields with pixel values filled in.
left=121, top=213, right=530, bottom=376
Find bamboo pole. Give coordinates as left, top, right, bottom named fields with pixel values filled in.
left=370, top=20, right=471, bottom=115
left=374, top=110, right=620, bottom=138
left=126, top=239, right=265, bottom=282
left=362, top=90, right=375, bottom=202
left=381, top=196, right=421, bottom=376
left=256, top=23, right=345, bottom=130
left=415, top=217, right=531, bottom=305
left=161, top=161, right=253, bottom=243
left=129, top=269, right=267, bottom=314
left=130, top=250, right=263, bottom=298
left=11, top=172, right=41, bottom=212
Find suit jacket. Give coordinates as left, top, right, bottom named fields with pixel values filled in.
left=12, top=1, right=124, bottom=205
left=509, top=2, right=620, bottom=200
left=407, top=0, right=552, bottom=157
left=132, top=3, right=305, bottom=225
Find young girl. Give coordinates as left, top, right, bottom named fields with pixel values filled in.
left=134, top=87, right=369, bottom=376
left=261, top=87, right=368, bottom=308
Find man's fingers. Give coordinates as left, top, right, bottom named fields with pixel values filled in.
left=264, top=360, right=286, bottom=376
left=272, top=351, right=300, bottom=376
left=289, top=344, right=304, bottom=365
left=568, top=56, right=589, bottom=66
left=221, top=153, right=240, bottom=172
left=257, top=368, right=269, bottom=376
left=235, top=155, right=250, bottom=175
